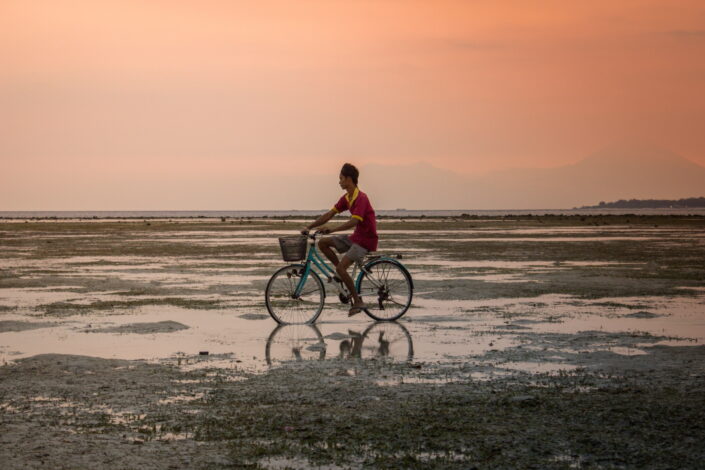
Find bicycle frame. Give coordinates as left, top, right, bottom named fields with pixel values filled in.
left=291, top=232, right=411, bottom=310
left=294, top=235, right=362, bottom=299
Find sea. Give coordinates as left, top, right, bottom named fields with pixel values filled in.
left=2, top=208, right=705, bottom=219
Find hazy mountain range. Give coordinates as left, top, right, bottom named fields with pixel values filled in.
left=6, top=144, right=702, bottom=211
left=358, top=144, right=705, bottom=210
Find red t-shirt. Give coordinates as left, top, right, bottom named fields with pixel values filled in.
left=332, top=188, right=378, bottom=251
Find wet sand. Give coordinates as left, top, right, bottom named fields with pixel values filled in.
left=1, top=215, right=704, bottom=468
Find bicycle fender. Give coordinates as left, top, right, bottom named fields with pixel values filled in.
left=356, top=258, right=414, bottom=290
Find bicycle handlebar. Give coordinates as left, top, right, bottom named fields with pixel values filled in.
left=301, top=230, right=328, bottom=240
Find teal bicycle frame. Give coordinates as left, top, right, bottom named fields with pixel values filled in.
left=294, top=238, right=337, bottom=298
left=293, top=234, right=409, bottom=300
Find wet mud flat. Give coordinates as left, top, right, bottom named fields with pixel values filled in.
left=1, top=349, right=704, bottom=469
left=1, top=215, right=705, bottom=468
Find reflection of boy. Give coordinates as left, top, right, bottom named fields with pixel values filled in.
left=302, top=163, right=378, bottom=316
left=339, top=330, right=364, bottom=359
left=377, top=332, right=390, bottom=357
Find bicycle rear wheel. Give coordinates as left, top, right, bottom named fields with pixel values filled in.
left=361, top=321, right=414, bottom=362
left=357, top=259, right=413, bottom=321
left=265, top=264, right=325, bottom=324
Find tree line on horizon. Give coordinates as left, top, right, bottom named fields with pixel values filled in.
left=581, top=197, right=705, bottom=209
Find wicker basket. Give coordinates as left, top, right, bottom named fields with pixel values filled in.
left=278, top=236, right=308, bottom=261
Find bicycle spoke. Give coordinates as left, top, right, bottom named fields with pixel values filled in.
left=266, top=265, right=325, bottom=324
left=360, top=322, right=414, bottom=361
left=379, top=263, right=390, bottom=284
left=298, top=287, right=319, bottom=297
left=274, top=285, right=293, bottom=297
left=358, top=261, right=412, bottom=320
left=385, top=297, right=407, bottom=307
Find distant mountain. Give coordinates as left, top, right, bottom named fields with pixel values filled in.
left=360, top=145, right=705, bottom=209
left=581, top=197, right=705, bottom=209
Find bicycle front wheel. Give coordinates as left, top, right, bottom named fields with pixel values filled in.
left=265, top=323, right=326, bottom=366
left=357, top=260, right=413, bottom=321
left=265, top=264, right=325, bottom=324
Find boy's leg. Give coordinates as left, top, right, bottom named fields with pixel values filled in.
left=319, top=235, right=353, bottom=269
left=318, top=237, right=340, bottom=267
left=336, top=255, right=365, bottom=314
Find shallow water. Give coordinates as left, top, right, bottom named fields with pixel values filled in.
left=1, top=221, right=704, bottom=376
left=2, top=290, right=702, bottom=373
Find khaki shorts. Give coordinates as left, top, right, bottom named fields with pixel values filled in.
left=330, top=235, right=368, bottom=263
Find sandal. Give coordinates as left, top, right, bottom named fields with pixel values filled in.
left=348, top=302, right=366, bottom=316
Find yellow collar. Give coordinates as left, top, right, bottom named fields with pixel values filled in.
left=345, top=187, right=360, bottom=207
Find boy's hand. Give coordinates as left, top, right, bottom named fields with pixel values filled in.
left=300, top=227, right=310, bottom=235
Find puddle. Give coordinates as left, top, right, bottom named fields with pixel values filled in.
left=498, top=361, right=579, bottom=374
left=261, top=457, right=346, bottom=470
left=3, top=287, right=702, bottom=374
left=527, top=296, right=705, bottom=341
left=158, top=392, right=204, bottom=405
left=0, top=320, right=58, bottom=333
left=607, top=347, right=649, bottom=356
left=407, top=236, right=660, bottom=242
left=265, top=322, right=414, bottom=366
left=2, top=222, right=704, bottom=378
left=407, top=259, right=565, bottom=269
left=0, top=288, right=83, bottom=308
left=10, top=396, right=196, bottom=441
left=411, top=272, right=533, bottom=283
left=374, top=376, right=459, bottom=386
left=679, top=286, right=705, bottom=292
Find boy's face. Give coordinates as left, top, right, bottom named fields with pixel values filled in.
left=339, top=174, right=348, bottom=189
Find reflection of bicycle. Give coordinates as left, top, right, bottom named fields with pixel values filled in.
left=265, top=322, right=414, bottom=366
left=265, top=231, right=413, bottom=324
left=265, top=323, right=326, bottom=365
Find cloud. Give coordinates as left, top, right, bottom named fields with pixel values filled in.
left=444, top=38, right=504, bottom=50
left=660, top=29, right=705, bottom=39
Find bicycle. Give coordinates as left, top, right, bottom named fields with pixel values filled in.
left=265, top=231, right=414, bottom=324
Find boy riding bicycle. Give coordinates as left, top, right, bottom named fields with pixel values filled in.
left=302, top=163, right=378, bottom=316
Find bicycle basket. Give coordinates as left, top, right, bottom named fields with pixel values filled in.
left=278, top=236, right=308, bottom=262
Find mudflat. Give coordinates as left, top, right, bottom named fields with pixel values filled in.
left=1, top=215, right=704, bottom=469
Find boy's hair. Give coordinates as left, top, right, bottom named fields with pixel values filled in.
left=340, top=163, right=359, bottom=185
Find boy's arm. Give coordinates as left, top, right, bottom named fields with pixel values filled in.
left=303, top=209, right=337, bottom=232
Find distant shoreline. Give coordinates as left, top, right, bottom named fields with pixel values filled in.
left=2, top=208, right=705, bottom=220
left=581, top=197, right=705, bottom=209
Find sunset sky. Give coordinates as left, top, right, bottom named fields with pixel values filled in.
left=2, top=0, right=704, bottom=210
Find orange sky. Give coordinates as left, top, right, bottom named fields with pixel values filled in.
left=2, top=0, right=704, bottom=209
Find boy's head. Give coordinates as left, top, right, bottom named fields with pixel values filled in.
left=339, top=163, right=359, bottom=188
